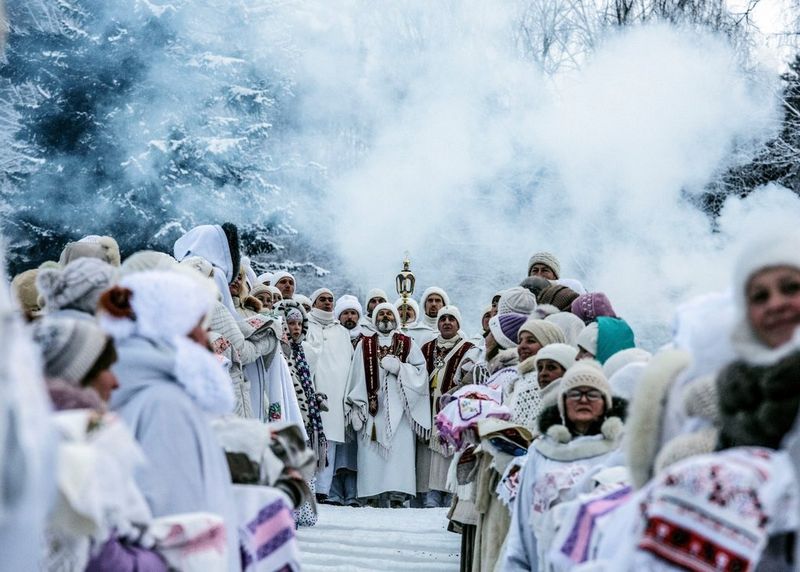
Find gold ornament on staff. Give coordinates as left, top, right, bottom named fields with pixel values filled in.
left=395, top=252, right=416, bottom=330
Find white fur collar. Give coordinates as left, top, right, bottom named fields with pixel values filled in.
left=173, top=336, right=235, bottom=414
left=731, top=320, right=800, bottom=366
left=533, top=417, right=623, bottom=461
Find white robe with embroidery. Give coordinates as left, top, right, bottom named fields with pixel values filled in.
left=345, top=332, right=430, bottom=497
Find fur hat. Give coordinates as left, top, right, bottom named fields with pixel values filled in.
left=371, top=301, right=400, bottom=327
left=534, top=343, right=577, bottom=371
left=488, top=312, right=527, bottom=349
left=603, top=347, right=651, bottom=380
left=220, top=223, right=241, bottom=284
left=99, top=270, right=215, bottom=343
left=311, top=288, right=333, bottom=305
left=576, top=322, right=599, bottom=356
left=557, top=360, right=612, bottom=421
left=437, top=305, right=462, bottom=327
left=571, top=292, right=617, bottom=324
left=33, top=317, right=109, bottom=384
left=518, top=318, right=566, bottom=346
left=12, top=269, right=41, bottom=313
left=59, top=239, right=119, bottom=267
left=37, top=258, right=116, bottom=314
left=420, top=286, right=450, bottom=307
left=334, top=295, right=362, bottom=319
left=545, top=312, right=586, bottom=348
left=536, top=284, right=579, bottom=311
left=497, top=286, right=537, bottom=316
left=121, top=250, right=178, bottom=276
left=596, top=316, right=636, bottom=364
left=528, top=251, right=561, bottom=278
left=75, top=235, right=121, bottom=267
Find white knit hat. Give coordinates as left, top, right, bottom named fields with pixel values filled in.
left=437, top=305, right=462, bottom=327
left=518, top=318, right=566, bottom=346
left=295, top=294, right=312, bottom=308
left=272, top=271, right=296, bottom=291
left=528, top=251, right=561, bottom=278
left=558, top=359, right=612, bottom=420
left=576, top=322, right=599, bottom=356
left=371, top=301, right=400, bottom=327
left=122, top=250, right=179, bottom=276
left=497, top=286, right=537, bottom=316
left=420, top=286, right=450, bottom=307
left=366, top=288, right=389, bottom=305
left=603, top=347, right=652, bottom=380
left=179, top=255, right=214, bottom=278
left=37, top=257, right=116, bottom=314
left=335, top=295, right=363, bottom=319
left=394, top=297, right=420, bottom=319
left=311, top=288, right=333, bottom=305
left=33, top=317, right=109, bottom=384
left=534, top=343, right=578, bottom=372
left=555, top=278, right=586, bottom=295
left=545, top=312, right=586, bottom=348
left=257, top=272, right=273, bottom=285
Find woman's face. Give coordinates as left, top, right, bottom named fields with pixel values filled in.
left=287, top=320, right=303, bottom=341
left=536, top=359, right=566, bottom=389
left=517, top=331, right=542, bottom=362
left=87, top=369, right=119, bottom=402
left=746, top=266, right=800, bottom=349
left=564, top=385, right=605, bottom=425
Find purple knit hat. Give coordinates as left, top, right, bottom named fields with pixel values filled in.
left=488, top=312, right=528, bottom=349
left=571, top=292, right=617, bottom=324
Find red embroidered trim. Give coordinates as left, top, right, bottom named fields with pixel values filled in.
left=361, top=333, right=412, bottom=417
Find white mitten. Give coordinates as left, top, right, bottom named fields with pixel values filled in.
left=381, top=355, right=401, bottom=375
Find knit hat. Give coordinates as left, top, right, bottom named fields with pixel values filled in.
left=311, top=288, right=333, bottom=305
left=274, top=299, right=309, bottom=337
left=596, top=316, right=636, bottom=364
left=272, top=271, right=296, bottom=290
left=420, top=286, right=450, bottom=307
left=576, top=322, right=599, bottom=356
left=608, top=361, right=647, bottom=401
left=571, top=292, right=617, bottom=324
left=33, top=317, right=109, bottom=384
left=286, top=308, right=303, bottom=322
left=603, top=347, right=651, bottom=380
left=76, top=235, right=121, bottom=267
left=11, top=269, right=41, bottom=313
left=179, top=255, right=214, bottom=278
left=267, top=286, right=283, bottom=299
left=437, top=305, right=462, bottom=327
left=37, top=258, right=116, bottom=314
left=534, top=343, right=578, bottom=371
left=250, top=284, right=270, bottom=299
left=536, top=284, right=579, bottom=311
left=518, top=318, right=566, bottom=346
left=557, top=360, right=612, bottom=421
left=497, top=286, right=537, bottom=316
left=371, top=301, right=400, bottom=327
left=257, top=272, right=273, bottom=285
left=366, top=288, right=389, bottom=306
left=295, top=294, right=312, bottom=308
left=545, top=312, right=586, bottom=348
left=528, top=251, right=561, bottom=278
left=121, top=250, right=178, bottom=276
left=488, top=312, right=527, bottom=349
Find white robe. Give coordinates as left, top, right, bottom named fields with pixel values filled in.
left=345, top=332, right=431, bottom=498
left=305, top=316, right=354, bottom=443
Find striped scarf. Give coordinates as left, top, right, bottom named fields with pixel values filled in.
left=291, top=340, right=327, bottom=470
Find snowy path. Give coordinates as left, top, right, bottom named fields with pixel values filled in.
left=296, top=505, right=461, bottom=571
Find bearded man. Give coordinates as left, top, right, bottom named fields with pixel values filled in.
left=417, top=306, right=479, bottom=507
left=335, top=294, right=364, bottom=349
left=345, top=303, right=430, bottom=507
left=306, top=288, right=356, bottom=503
left=358, top=288, right=388, bottom=334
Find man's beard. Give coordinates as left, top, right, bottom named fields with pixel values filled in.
left=376, top=319, right=396, bottom=334
left=342, top=319, right=357, bottom=330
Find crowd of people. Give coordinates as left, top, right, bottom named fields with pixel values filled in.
left=3, top=222, right=800, bottom=571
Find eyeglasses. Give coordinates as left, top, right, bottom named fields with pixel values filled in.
left=565, top=389, right=603, bottom=402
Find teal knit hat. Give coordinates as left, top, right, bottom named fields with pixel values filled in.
left=596, top=316, right=635, bottom=364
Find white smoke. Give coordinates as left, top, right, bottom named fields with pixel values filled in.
left=270, top=2, right=786, bottom=345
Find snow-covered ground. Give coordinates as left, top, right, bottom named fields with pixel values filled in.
left=297, top=505, right=461, bottom=571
